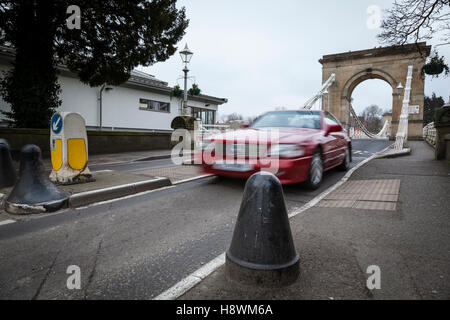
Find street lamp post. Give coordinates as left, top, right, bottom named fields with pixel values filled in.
left=179, top=44, right=193, bottom=116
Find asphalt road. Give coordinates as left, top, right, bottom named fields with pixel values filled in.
left=0, top=139, right=391, bottom=299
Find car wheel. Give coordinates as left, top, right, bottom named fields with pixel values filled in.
left=305, top=149, right=323, bottom=190
left=337, top=146, right=350, bottom=171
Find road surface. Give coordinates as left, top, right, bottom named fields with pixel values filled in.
left=0, top=139, right=391, bottom=299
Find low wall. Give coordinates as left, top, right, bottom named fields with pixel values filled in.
left=390, top=121, right=424, bottom=141
left=0, top=128, right=172, bottom=159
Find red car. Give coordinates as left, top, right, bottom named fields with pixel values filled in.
left=198, top=110, right=351, bottom=189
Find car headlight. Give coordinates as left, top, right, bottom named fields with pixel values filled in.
left=268, top=144, right=305, bottom=158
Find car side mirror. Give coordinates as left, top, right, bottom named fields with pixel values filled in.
left=326, top=124, right=342, bottom=135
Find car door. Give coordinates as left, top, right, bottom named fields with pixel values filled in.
left=323, top=112, right=346, bottom=168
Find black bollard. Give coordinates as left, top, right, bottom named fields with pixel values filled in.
left=5, top=144, right=68, bottom=214
left=226, top=171, right=300, bottom=286
left=0, top=139, right=17, bottom=188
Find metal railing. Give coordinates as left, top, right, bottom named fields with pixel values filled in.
left=193, top=120, right=231, bottom=146
left=195, top=121, right=230, bottom=135
left=423, top=122, right=436, bottom=147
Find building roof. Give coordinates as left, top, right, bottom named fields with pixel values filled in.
left=0, top=45, right=227, bottom=105
left=129, top=69, right=168, bottom=87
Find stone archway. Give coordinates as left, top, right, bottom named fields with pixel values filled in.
left=319, top=43, right=431, bottom=139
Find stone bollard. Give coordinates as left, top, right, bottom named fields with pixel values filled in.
left=5, top=144, right=68, bottom=215
left=225, top=171, right=300, bottom=286
left=0, top=139, right=17, bottom=189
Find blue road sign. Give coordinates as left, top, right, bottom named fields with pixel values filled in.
left=51, top=114, right=63, bottom=134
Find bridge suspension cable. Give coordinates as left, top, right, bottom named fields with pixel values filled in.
left=301, top=73, right=335, bottom=110
left=349, top=105, right=377, bottom=138
left=348, top=105, right=390, bottom=139
left=302, top=73, right=388, bottom=139
left=393, top=65, right=413, bottom=150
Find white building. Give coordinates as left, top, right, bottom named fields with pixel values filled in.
left=0, top=46, right=227, bottom=132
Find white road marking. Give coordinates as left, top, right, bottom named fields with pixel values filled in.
left=153, top=144, right=393, bottom=300
left=75, top=183, right=175, bottom=210
left=75, top=175, right=214, bottom=210
left=172, top=174, right=214, bottom=185
left=154, top=253, right=225, bottom=300
left=0, top=219, right=16, bottom=226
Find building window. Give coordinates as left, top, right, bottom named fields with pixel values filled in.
left=191, top=107, right=216, bottom=124
left=139, top=98, right=170, bottom=113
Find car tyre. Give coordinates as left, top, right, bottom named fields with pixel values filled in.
left=305, top=148, right=323, bottom=190
left=337, top=146, right=350, bottom=171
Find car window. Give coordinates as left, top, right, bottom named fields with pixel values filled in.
left=324, top=112, right=340, bottom=126
left=251, top=111, right=321, bottom=129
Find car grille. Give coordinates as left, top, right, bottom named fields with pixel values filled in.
left=221, top=143, right=267, bottom=158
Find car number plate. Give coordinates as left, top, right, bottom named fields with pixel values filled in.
left=212, top=162, right=253, bottom=172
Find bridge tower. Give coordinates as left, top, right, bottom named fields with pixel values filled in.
left=319, top=43, right=431, bottom=139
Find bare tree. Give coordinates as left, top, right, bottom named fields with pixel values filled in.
left=220, top=113, right=244, bottom=123
left=360, top=105, right=384, bottom=132
left=246, top=116, right=258, bottom=124
left=378, top=0, right=450, bottom=45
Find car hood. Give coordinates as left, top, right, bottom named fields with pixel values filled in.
left=204, top=127, right=322, bottom=145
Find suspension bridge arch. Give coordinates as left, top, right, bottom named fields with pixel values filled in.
left=319, top=43, right=431, bottom=139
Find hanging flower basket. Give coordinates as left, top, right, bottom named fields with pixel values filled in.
left=171, top=115, right=196, bottom=130
left=422, top=53, right=449, bottom=78
left=188, top=83, right=201, bottom=96
left=171, top=85, right=183, bottom=97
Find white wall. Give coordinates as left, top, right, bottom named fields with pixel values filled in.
left=58, top=75, right=99, bottom=127
left=100, top=85, right=179, bottom=131
left=59, top=78, right=220, bottom=130
left=0, top=64, right=220, bottom=130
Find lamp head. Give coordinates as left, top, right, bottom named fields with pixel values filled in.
left=179, top=44, right=193, bottom=64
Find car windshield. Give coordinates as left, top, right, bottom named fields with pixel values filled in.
left=250, top=111, right=322, bottom=129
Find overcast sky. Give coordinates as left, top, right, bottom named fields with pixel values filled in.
left=141, top=0, right=450, bottom=119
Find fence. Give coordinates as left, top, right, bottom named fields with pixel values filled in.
left=423, top=122, right=436, bottom=147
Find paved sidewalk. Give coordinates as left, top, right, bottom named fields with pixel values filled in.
left=6, top=149, right=173, bottom=172
left=86, top=149, right=173, bottom=165
left=41, top=149, right=173, bottom=170
left=0, top=170, right=171, bottom=221
left=0, top=146, right=204, bottom=222
left=180, top=141, right=450, bottom=300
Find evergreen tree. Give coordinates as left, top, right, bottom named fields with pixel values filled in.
left=423, top=93, right=444, bottom=125
left=0, top=0, right=188, bottom=128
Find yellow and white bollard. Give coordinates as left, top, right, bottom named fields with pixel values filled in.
left=49, top=112, right=93, bottom=184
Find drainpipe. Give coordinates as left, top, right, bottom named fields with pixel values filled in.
left=98, top=83, right=112, bottom=131
left=98, top=84, right=106, bottom=131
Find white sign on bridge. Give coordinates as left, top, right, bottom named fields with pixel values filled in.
left=408, top=105, right=420, bottom=114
